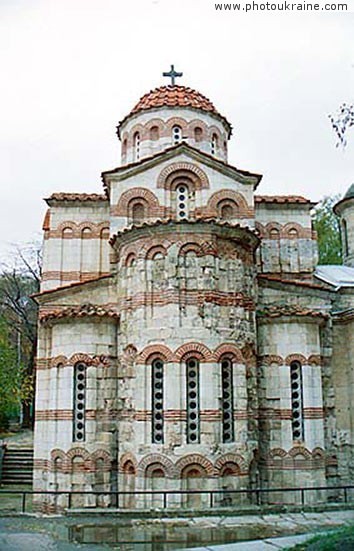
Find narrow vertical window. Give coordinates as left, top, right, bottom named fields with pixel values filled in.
left=172, top=125, right=182, bottom=144
left=290, top=361, right=304, bottom=441
left=152, top=359, right=164, bottom=443
left=221, top=358, right=234, bottom=443
left=73, top=362, right=86, bottom=442
left=176, top=184, right=189, bottom=220
left=186, top=358, right=200, bottom=443
left=343, top=219, right=349, bottom=256
left=133, top=132, right=140, bottom=161
left=211, top=133, right=218, bottom=155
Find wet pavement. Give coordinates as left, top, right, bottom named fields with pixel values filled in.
left=0, top=510, right=352, bottom=550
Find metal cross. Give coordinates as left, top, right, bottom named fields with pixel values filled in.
left=163, top=64, right=183, bottom=86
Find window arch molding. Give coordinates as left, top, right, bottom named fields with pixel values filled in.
left=157, top=163, right=209, bottom=191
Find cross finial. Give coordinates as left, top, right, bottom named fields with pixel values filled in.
left=163, top=64, right=183, bottom=86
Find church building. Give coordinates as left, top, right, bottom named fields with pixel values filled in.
left=32, top=69, right=354, bottom=511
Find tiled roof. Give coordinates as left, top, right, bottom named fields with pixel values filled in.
left=258, top=273, right=333, bottom=291
left=109, top=218, right=259, bottom=247
left=40, top=303, right=119, bottom=323
left=255, top=195, right=314, bottom=205
left=257, top=305, right=330, bottom=319
left=118, top=85, right=231, bottom=131
left=46, top=193, right=108, bottom=204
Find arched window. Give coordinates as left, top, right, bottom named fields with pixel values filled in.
left=211, top=133, right=218, bottom=155
left=172, top=125, right=182, bottom=145
left=152, top=359, right=164, bottom=444
left=133, top=132, right=140, bottom=161
left=150, top=126, right=159, bottom=141
left=176, top=184, right=189, bottom=220
left=186, top=358, right=200, bottom=443
left=122, top=139, right=127, bottom=159
left=221, top=358, right=234, bottom=443
left=194, top=127, right=203, bottom=142
left=290, top=361, right=304, bottom=441
left=131, top=202, right=145, bottom=224
left=342, top=219, right=349, bottom=256
left=73, top=362, right=86, bottom=442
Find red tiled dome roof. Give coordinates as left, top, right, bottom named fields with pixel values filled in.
left=118, top=85, right=231, bottom=132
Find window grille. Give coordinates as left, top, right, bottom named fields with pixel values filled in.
left=221, top=359, right=234, bottom=443
left=73, top=362, right=86, bottom=442
left=186, top=358, right=200, bottom=443
left=152, top=359, right=164, bottom=443
left=290, top=361, right=304, bottom=441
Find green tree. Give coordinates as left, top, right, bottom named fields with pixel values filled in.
left=312, top=195, right=342, bottom=265
left=0, top=319, right=33, bottom=430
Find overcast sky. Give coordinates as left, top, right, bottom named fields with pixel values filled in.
left=1, top=0, right=354, bottom=260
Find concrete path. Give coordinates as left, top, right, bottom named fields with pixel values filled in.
left=177, top=532, right=315, bottom=550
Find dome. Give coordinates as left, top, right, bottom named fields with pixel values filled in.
left=118, top=85, right=231, bottom=134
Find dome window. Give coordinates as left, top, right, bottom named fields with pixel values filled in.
left=194, top=127, right=203, bottom=142
left=150, top=126, right=159, bottom=141
left=211, top=133, right=218, bottom=155
left=133, top=132, right=140, bottom=161
left=173, top=125, right=182, bottom=145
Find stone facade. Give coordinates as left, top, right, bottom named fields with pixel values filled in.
left=32, top=84, right=354, bottom=512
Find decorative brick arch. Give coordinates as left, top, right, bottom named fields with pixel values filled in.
left=187, top=119, right=208, bottom=138
left=175, top=342, right=214, bottom=362
left=113, top=188, right=162, bottom=218
left=67, top=447, right=91, bottom=461
left=214, top=344, right=244, bottom=363
left=157, top=162, right=209, bottom=191
left=255, top=221, right=265, bottom=238
left=308, top=354, right=321, bottom=366
left=69, top=353, right=91, bottom=366
left=288, top=446, right=312, bottom=459
left=215, top=453, right=247, bottom=475
left=265, top=222, right=282, bottom=239
left=145, top=244, right=168, bottom=260
left=50, top=355, right=68, bottom=368
left=165, top=117, right=188, bottom=133
left=269, top=448, right=287, bottom=459
left=281, top=222, right=312, bottom=239
left=137, top=344, right=174, bottom=364
left=129, top=122, right=146, bottom=141
left=145, top=118, right=165, bottom=139
left=176, top=454, right=214, bottom=478
left=125, top=252, right=137, bottom=267
left=179, top=242, right=203, bottom=257
left=285, top=354, right=307, bottom=366
left=207, top=190, right=252, bottom=219
left=258, top=355, right=284, bottom=367
left=312, top=447, right=325, bottom=460
left=119, top=453, right=138, bottom=474
left=91, top=449, right=112, bottom=468
left=138, top=454, right=175, bottom=478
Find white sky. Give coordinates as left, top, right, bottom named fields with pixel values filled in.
left=1, top=0, right=354, bottom=259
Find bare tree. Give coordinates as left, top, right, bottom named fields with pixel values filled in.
left=329, top=103, right=354, bottom=147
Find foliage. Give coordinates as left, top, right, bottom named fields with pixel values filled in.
left=0, top=319, right=33, bottom=429
left=0, top=242, right=41, bottom=428
left=312, top=195, right=342, bottom=265
left=286, top=525, right=354, bottom=550
left=329, top=103, right=354, bottom=147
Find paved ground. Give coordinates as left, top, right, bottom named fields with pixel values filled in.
left=0, top=510, right=352, bottom=550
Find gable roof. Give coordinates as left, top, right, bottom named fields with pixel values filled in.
left=101, top=142, right=262, bottom=195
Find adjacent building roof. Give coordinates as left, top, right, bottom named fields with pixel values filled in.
left=117, top=85, right=232, bottom=134
left=257, top=304, right=330, bottom=319
left=255, top=195, right=315, bottom=207
left=334, top=184, right=354, bottom=214
left=39, top=303, right=119, bottom=324
left=315, top=265, right=354, bottom=288
left=45, top=193, right=108, bottom=206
